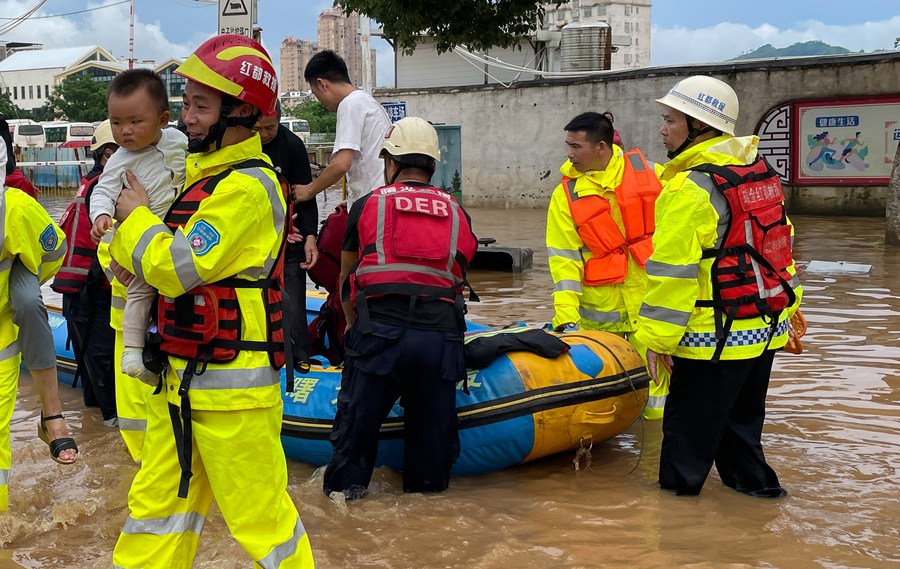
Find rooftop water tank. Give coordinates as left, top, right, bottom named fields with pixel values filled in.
left=560, top=21, right=612, bottom=72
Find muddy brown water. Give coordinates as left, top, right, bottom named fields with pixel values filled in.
left=2, top=191, right=898, bottom=568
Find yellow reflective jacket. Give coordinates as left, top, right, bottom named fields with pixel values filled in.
left=633, top=135, right=803, bottom=360
left=546, top=146, right=660, bottom=332
left=1, top=187, right=66, bottom=357
left=110, top=135, right=286, bottom=410
left=96, top=240, right=125, bottom=332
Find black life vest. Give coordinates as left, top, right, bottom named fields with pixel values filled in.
left=52, top=171, right=108, bottom=294
left=157, top=159, right=292, bottom=372
left=691, top=156, right=797, bottom=360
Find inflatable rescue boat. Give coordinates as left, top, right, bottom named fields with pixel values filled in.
left=45, top=300, right=650, bottom=475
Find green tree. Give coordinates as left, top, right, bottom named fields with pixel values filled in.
left=339, top=0, right=561, bottom=55
left=0, top=91, right=21, bottom=118
left=285, top=98, right=336, bottom=134
left=895, top=36, right=899, bottom=49
left=45, top=75, right=108, bottom=122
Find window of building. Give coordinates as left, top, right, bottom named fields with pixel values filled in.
left=625, top=5, right=632, bottom=15
left=556, top=10, right=565, bottom=21
left=583, top=7, right=592, bottom=17
left=635, top=6, right=640, bottom=14
left=29, top=86, right=33, bottom=99
left=635, top=22, right=639, bottom=31
left=625, top=22, right=632, bottom=33
left=597, top=5, right=606, bottom=16
left=36, top=85, right=40, bottom=98
left=12, top=86, right=17, bottom=99
left=45, top=84, right=50, bottom=97
left=625, top=53, right=632, bottom=64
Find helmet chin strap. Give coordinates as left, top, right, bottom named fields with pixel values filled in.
left=667, top=119, right=716, bottom=159
left=186, top=100, right=260, bottom=153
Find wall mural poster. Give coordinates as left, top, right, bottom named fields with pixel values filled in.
left=796, top=98, right=900, bottom=184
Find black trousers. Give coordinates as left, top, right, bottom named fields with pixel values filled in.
left=659, top=350, right=782, bottom=496
left=62, top=288, right=116, bottom=420
left=283, top=256, right=311, bottom=361
left=323, top=320, right=464, bottom=497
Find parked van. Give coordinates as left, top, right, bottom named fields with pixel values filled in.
left=280, top=118, right=311, bottom=144
left=7, top=119, right=45, bottom=148
left=42, top=121, right=95, bottom=148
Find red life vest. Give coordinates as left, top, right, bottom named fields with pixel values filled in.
left=691, top=156, right=797, bottom=360
left=562, top=149, right=661, bottom=285
left=157, top=159, right=290, bottom=371
left=51, top=171, right=108, bottom=294
left=348, top=183, right=477, bottom=310
left=4, top=169, right=39, bottom=198
left=307, top=202, right=347, bottom=293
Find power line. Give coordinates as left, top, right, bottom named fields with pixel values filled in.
left=0, top=0, right=131, bottom=21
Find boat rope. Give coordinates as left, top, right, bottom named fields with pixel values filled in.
left=565, top=333, right=647, bottom=475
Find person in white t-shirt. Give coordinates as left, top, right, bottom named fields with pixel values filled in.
left=89, top=69, right=188, bottom=383
left=293, top=50, right=390, bottom=209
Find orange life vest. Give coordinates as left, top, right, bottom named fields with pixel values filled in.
left=562, top=149, right=661, bottom=286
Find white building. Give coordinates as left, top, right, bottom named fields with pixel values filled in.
left=542, top=1, right=651, bottom=69
left=0, top=45, right=184, bottom=114
left=0, top=46, right=119, bottom=111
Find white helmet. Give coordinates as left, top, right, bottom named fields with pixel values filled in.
left=90, top=119, right=115, bottom=152
left=381, top=117, right=441, bottom=161
left=656, top=75, right=739, bottom=135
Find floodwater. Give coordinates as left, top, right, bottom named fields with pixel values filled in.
left=2, top=191, right=898, bottom=568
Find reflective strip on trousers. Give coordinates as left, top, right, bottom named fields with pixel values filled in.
left=122, top=511, right=206, bottom=536
left=579, top=306, right=621, bottom=323
left=646, top=393, right=666, bottom=410
left=176, top=366, right=280, bottom=391
left=258, top=516, right=308, bottom=569
left=0, top=468, right=9, bottom=486
left=117, top=417, right=147, bottom=432
left=0, top=258, right=11, bottom=272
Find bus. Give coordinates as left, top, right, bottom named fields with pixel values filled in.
left=280, top=118, right=311, bottom=144
left=42, top=121, right=95, bottom=148
left=7, top=119, right=45, bottom=148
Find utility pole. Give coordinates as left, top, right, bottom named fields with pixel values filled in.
left=360, top=14, right=373, bottom=92
left=128, top=0, right=135, bottom=69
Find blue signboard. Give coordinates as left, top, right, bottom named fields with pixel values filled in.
left=381, top=102, right=407, bottom=123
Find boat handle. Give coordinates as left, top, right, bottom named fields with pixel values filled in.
left=577, top=405, right=617, bottom=425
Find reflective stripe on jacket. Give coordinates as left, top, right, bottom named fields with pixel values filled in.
left=546, top=147, right=660, bottom=332
left=109, top=136, right=285, bottom=410
left=1, top=187, right=66, bottom=355
left=633, top=135, right=803, bottom=360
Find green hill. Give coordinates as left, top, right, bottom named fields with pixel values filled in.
left=733, top=41, right=853, bottom=60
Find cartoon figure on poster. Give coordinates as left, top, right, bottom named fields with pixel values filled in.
left=806, top=130, right=869, bottom=172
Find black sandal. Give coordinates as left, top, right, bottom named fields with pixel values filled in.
left=38, top=413, right=78, bottom=465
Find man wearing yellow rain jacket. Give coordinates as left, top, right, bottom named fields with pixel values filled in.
left=546, top=112, right=668, bottom=419
left=1, top=186, right=74, bottom=510
left=635, top=75, right=802, bottom=498
left=107, top=35, right=314, bottom=568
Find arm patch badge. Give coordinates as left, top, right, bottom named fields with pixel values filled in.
left=187, top=220, right=220, bottom=256
left=39, top=224, right=58, bottom=252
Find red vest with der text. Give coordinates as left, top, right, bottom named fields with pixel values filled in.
left=349, top=183, right=477, bottom=305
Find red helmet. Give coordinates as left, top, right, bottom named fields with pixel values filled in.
left=176, top=34, right=278, bottom=116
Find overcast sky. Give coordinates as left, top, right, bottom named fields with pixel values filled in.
left=0, top=0, right=897, bottom=87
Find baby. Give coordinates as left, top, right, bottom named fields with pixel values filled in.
left=89, top=68, right=187, bottom=383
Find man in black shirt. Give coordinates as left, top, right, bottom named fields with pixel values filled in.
left=323, top=117, right=477, bottom=500
left=259, top=103, right=319, bottom=366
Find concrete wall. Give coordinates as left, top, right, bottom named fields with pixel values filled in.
left=374, top=52, right=900, bottom=214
